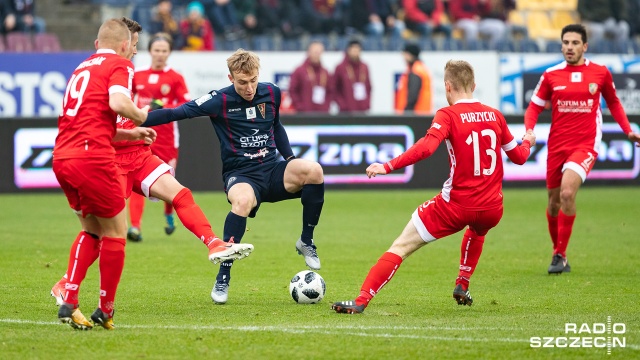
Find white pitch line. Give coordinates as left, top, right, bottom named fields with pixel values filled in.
left=1, top=318, right=639, bottom=350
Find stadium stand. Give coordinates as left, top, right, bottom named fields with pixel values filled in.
left=34, top=33, right=62, bottom=52
left=4, top=0, right=634, bottom=54
left=6, top=32, right=33, bottom=52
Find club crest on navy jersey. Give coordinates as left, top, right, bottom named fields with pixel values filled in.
left=257, top=103, right=266, bottom=118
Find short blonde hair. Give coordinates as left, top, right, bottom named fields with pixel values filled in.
left=227, top=48, right=260, bottom=76
left=97, top=18, right=130, bottom=48
left=444, top=60, right=475, bottom=93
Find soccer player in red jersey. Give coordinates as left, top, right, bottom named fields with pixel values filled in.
left=51, top=20, right=253, bottom=328
left=524, top=24, right=640, bottom=274
left=127, top=33, right=190, bottom=240
left=332, top=60, right=535, bottom=314
left=52, top=18, right=151, bottom=329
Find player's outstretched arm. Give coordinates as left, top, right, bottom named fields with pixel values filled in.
left=366, top=163, right=387, bottom=178
left=505, top=133, right=535, bottom=165
left=113, top=128, right=157, bottom=144
left=110, top=92, right=148, bottom=125
left=629, top=132, right=640, bottom=147
left=141, top=106, right=188, bottom=127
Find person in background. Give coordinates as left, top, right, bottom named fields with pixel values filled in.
left=347, top=0, right=405, bottom=38
left=289, top=41, right=333, bottom=113
left=3, top=0, right=46, bottom=33
left=578, top=0, right=629, bottom=44
left=331, top=39, right=372, bottom=113
left=180, top=1, right=215, bottom=51
left=402, top=0, right=452, bottom=39
left=525, top=24, right=640, bottom=274
left=395, top=42, right=433, bottom=115
left=149, top=0, right=185, bottom=50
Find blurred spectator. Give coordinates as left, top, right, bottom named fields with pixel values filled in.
left=289, top=41, right=333, bottom=113
left=629, top=0, right=640, bottom=38
left=395, top=42, right=433, bottom=115
left=1, top=0, right=14, bottom=34
left=3, top=0, right=46, bottom=34
left=402, top=0, right=452, bottom=38
left=332, top=39, right=372, bottom=113
left=233, top=0, right=303, bottom=38
left=97, top=0, right=132, bottom=24
left=202, top=0, right=245, bottom=40
left=347, top=0, right=405, bottom=38
left=300, top=0, right=348, bottom=35
left=150, top=0, right=185, bottom=50
left=180, top=1, right=215, bottom=50
left=449, top=0, right=507, bottom=47
left=578, top=0, right=629, bottom=44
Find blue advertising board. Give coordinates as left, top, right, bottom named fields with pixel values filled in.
left=0, top=52, right=92, bottom=117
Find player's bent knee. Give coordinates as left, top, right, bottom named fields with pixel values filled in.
left=306, top=162, right=324, bottom=183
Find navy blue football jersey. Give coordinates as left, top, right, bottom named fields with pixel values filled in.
left=145, top=82, right=294, bottom=175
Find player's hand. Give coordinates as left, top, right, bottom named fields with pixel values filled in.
left=132, top=127, right=157, bottom=144
left=628, top=132, right=640, bottom=147
left=366, top=163, right=387, bottom=178
left=150, top=99, right=165, bottom=111
left=523, top=131, right=536, bottom=147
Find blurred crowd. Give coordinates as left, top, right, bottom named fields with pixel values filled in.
left=3, top=0, right=639, bottom=53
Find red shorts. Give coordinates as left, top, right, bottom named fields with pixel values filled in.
left=546, top=147, right=597, bottom=189
left=116, top=147, right=174, bottom=199
left=151, top=144, right=178, bottom=169
left=53, top=158, right=125, bottom=218
left=412, top=194, right=503, bottom=242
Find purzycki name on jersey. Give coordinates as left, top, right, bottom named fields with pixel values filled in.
left=460, top=111, right=497, bottom=123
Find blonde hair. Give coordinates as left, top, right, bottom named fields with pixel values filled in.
left=97, top=18, right=130, bottom=49
left=444, top=60, right=475, bottom=93
left=227, top=48, right=260, bottom=76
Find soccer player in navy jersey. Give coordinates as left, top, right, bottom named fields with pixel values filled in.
left=142, top=49, right=325, bottom=304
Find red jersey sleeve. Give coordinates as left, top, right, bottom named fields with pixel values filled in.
left=601, top=69, right=632, bottom=135
left=499, top=113, right=531, bottom=165
left=108, top=58, right=133, bottom=98
left=384, top=110, right=449, bottom=172
left=524, top=73, right=550, bottom=131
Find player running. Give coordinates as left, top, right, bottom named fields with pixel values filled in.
left=524, top=24, right=640, bottom=274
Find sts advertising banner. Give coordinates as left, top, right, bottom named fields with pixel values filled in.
left=0, top=53, right=92, bottom=117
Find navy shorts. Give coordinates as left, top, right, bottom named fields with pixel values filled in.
left=223, top=160, right=302, bottom=218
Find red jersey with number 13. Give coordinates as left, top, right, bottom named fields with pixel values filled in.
left=54, top=49, right=134, bottom=159
left=428, top=99, right=520, bottom=210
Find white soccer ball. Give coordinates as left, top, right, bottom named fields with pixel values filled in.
left=289, top=270, right=326, bottom=304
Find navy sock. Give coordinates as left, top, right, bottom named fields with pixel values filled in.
left=216, top=212, right=247, bottom=284
left=300, top=183, right=324, bottom=245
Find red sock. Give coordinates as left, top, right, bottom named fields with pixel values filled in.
left=355, top=252, right=403, bottom=307
left=546, top=210, right=558, bottom=251
left=64, top=231, right=101, bottom=306
left=172, top=188, right=217, bottom=245
left=128, top=192, right=145, bottom=229
left=555, top=210, right=575, bottom=258
left=99, top=236, right=126, bottom=317
left=456, top=229, right=485, bottom=289
left=164, top=201, right=173, bottom=216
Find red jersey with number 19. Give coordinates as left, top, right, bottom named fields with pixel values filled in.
left=54, top=49, right=134, bottom=159
left=428, top=100, right=521, bottom=210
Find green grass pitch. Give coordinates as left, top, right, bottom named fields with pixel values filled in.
left=0, top=187, right=638, bottom=359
